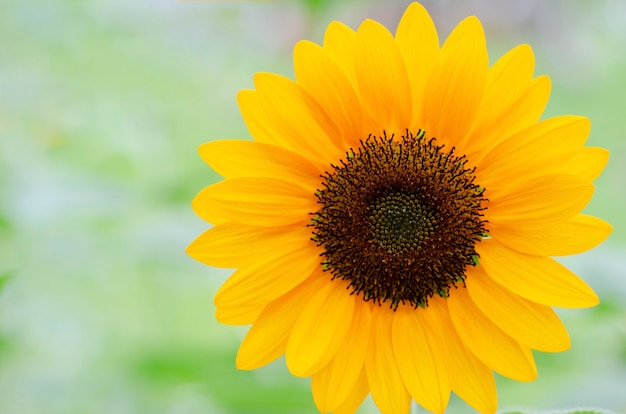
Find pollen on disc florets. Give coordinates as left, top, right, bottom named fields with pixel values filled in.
left=311, top=130, right=488, bottom=309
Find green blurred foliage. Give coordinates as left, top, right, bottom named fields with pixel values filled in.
left=0, top=0, right=625, bottom=413
left=503, top=411, right=614, bottom=414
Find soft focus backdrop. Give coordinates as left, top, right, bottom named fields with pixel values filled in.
left=1, top=0, right=625, bottom=413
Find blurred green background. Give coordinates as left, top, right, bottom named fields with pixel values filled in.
left=0, top=0, right=625, bottom=413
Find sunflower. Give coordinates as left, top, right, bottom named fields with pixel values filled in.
left=187, top=2, right=612, bottom=413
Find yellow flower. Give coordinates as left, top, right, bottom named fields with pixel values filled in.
left=187, top=3, right=612, bottom=413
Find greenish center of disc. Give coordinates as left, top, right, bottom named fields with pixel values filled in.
left=369, top=192, right=437, bottom=253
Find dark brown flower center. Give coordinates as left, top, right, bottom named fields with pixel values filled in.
left=311, top=131, right=487, bottom=309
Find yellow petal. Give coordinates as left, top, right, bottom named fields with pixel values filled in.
left=215, top=305, right=264, bottom=326
left=477, top=44, right=535, bottom=123
left=332, top=368, right=369, bottom=414
left=494, top=214, right=612, bottom=256
left=463, top=44, right=534, bottom=156
left=477, top=238, right=599, bottom=308
left=478, top=116, right=590, bottom=191
left=429, top=297, right=497, bottom=414
left=423, top=16, right=488, bottom=147
left=365, top=307, right=412, bottom=414
left=214, top=239, right=320, bottom=308
left=198, top=140, right=321, bottom=190
left=186, top=221, right=315, bottom=268
left=354, top=19, right=412, bottom=135
left=254, top=72, right=344, bottom=168
left=236, top=274, right=326, bottom=370
left=323, top=21, right=358, bottom=90
left=448, top=286, right=537, bottom=381
left=191, top=195, right=227, bottom=225
left=394, top=2, right=440, bottom=131
left=486, top=174, right=594, bottom=230
left=311, top=302, right=371, bottom=413
left=193, top=177, right=316, bottom=227
left=237, top=89, right=282, bottom=146
left=466, top=266, right=570, bottom=352
left=556, top=146, right=610, bottom=181
left=502, top=74, right=551, bottom=134
left=471, top=74, right=552, bottom=163
left=294, top=40, right=367, bottom=149
left=392, top=304, right=450, bottom=414
left=286, top=279, right=355, bottom=377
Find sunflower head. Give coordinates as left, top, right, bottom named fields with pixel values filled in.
left=311, top=130, right=488, bottom=309
left=188, top=2, right=612, bottom=413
